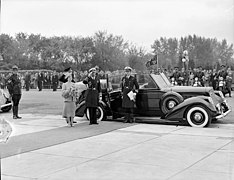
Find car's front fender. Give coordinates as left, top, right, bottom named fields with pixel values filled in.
left=164, top=96, right=216, bottom=121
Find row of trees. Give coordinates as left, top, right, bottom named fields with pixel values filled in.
left=152, top=35, right=234, bottom=70
left=0, top=32, right=233, bottom=72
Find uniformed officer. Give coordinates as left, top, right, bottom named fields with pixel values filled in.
left=84, top=67, right=101, bottom=125
left=51, top=70, right=59, bottom=91
left=7, top=65, right=22, bottom=119
left=121, top=66, right=139, bottom=123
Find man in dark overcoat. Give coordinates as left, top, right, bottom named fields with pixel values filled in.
left=51, top=70, right=59, bottom=91
left=121, top=66, right=139, bottom=123
left=84, top=67, right=101, bottom=125
left=7, top=65, right=22, bottom=119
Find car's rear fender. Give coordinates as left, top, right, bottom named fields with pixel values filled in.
left=160, top=91, right=184, bottom=103
left=165, top=96, right=216, bottom=121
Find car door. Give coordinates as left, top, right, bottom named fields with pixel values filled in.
left=136, top=74, right=163, bottom=116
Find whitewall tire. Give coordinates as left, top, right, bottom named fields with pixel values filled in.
left=186, top=106, right=210, bottom=128
left=86, top=106, right=104, bottom=121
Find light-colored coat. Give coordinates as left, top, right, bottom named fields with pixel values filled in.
left=62, top=82, right=76, bottom=102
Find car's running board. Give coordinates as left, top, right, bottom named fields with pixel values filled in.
left=1, top=103, right=12, bottom=108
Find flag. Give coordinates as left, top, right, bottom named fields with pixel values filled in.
left=146, top=55, right=158, bottom=68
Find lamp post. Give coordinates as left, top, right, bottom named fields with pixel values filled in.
left=182, top=50, right=189, bottom=71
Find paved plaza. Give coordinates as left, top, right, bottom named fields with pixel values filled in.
left=0, top=111, right=234, bottom=180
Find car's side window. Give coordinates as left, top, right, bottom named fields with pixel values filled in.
left=109, top=75, right=122, bottom=90
left=138, top=74, right=158, bottom=89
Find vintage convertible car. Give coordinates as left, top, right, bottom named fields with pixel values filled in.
left=0, top=89, right=12, bottom=112
left=75, top=73, right=231, bottom=127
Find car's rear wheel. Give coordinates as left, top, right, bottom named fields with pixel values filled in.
left=85, top=106, right=105, bottom=121
left=186, top=105, right=211, bottom=128
left=161, top=95, right=183, bottom=114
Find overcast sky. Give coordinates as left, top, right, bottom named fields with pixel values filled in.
left=1, top=0, right=234, bottom=52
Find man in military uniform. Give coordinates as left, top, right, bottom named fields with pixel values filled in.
left=83, top=67, right=101, bottom=125
left=7, top=65, right=22, bottom=119
left=121, top=66, right=139, bottom=123
left=51, top=70, right=59, bottom=91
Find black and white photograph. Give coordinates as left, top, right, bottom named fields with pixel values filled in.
left=0, top=0, right=234, bottom=179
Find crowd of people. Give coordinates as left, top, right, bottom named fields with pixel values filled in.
left=0, top=68, right=117, bottom=92
left=164, top=65, right=233, bottom=97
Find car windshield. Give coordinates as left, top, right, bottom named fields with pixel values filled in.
left=150, top=73, right=171, bottom=89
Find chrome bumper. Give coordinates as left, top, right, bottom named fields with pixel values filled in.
left=215, top=108, right=231, bottom=119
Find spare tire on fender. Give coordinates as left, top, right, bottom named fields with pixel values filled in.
left=160, top=92, right=184, bottom=115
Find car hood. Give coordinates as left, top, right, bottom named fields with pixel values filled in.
left=166, top=86, right=213, bottom=93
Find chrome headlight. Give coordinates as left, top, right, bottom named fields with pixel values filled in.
left=216, top=103, right=221, bottom=112
left=219, top=91, right=224, bottom=99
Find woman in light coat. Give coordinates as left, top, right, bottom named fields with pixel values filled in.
left=62, top=73, right=76, bottom=127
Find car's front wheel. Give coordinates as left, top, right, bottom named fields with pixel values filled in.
left=85, top=106, right=105, bottom=121
left=186, top=105, right=211, bottom=127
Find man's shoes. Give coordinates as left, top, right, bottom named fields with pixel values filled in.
left=73, top=121, right=77, bottom=123
left=93, top=123, right=99, bottom=125
left=16, top=116, right=22, bottom=119
left=13, top=115, right=17, bottom=119
left=89, top=123, right=93, bottom=125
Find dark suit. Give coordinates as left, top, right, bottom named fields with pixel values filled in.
left=85, top=75, right=101, bottom=124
